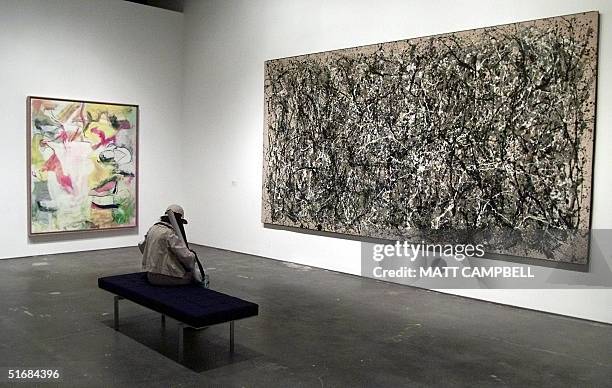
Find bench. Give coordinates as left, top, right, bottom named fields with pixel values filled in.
left=98, top=272, right=259, bottom=362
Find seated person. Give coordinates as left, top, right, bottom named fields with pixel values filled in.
left=139, top=204, right=203, bottom=286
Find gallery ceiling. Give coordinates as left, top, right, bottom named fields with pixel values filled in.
left=125, top=0, right=184, bottom=13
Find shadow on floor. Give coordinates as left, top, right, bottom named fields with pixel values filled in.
left=101, top=312, right=259, bottom=372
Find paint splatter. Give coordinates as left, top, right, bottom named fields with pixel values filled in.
left=263, top=13, right=597, bottom=263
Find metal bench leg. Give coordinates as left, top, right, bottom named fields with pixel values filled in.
left=230, top=321, right=235, bottom=353
left=178, top=323, right=185, bottom=362
left=113, top=296, right=122, bottom=330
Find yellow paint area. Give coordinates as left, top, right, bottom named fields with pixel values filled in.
left=30, top=134, right=48, bottom=181
left=85, top=104, right=132, bottom=120
left=91, top=207, right=114, bottom=227
left=88, top=153, right=115, bottom=189
left=56, top=103, right=80, bottom=123
left=31, top=134, right=45, bottom=168
left=84, top=120, right=116, bottom=143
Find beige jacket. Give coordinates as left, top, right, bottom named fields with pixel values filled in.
left=139, top=221, right=196, bottom=278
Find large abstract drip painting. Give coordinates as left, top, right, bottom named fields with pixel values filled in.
left=262, top=12, right=598, bottom=264
left=28, top=97, right=138, bottom=235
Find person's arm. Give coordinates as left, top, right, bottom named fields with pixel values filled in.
left=138, top=235, right=147, bottom=253
left=167, top=232, right=196, bottom=270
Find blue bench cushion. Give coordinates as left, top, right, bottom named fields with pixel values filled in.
left=98, top=272, right=258, bottom=328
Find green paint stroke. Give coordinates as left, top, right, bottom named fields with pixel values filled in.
left=112, top=197, right=135, bottom=225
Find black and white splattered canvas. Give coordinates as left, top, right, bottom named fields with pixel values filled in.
left=262, top=12, right=598, bottom=264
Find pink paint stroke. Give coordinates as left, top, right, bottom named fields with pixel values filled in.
left=90, top=127, right=116, bottom=149
left=42, top=153, right=73, bottom=193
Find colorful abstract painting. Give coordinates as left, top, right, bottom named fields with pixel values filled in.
left=28, top=97, right=138, bottom=235
left=262, top=12, right=598, bottom=264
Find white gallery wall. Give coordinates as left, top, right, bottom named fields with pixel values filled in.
left=2, top=0, right=611, bottom=324
left=181, top=0, right=612, bottom=323
left=0, top=0, right=185, bottom=259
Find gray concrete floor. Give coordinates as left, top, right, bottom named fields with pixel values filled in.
left=1, top=245, right=611, bottom=387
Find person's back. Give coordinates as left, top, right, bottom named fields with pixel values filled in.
left=139, top=205, right=202, bottom=286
